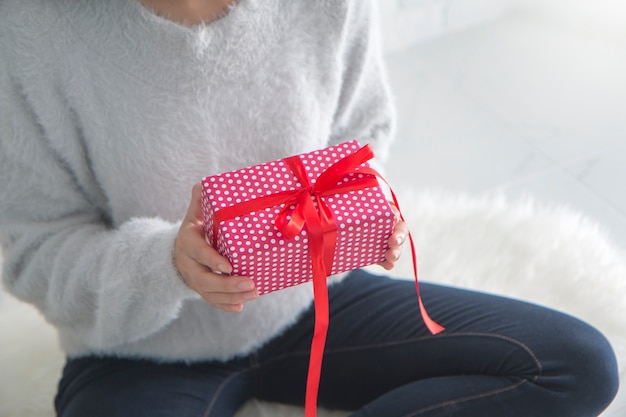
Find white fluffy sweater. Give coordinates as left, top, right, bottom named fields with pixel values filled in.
left=0, top=0, right=395, bottom=362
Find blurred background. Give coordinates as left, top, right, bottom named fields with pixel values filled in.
left=377, top=0, right=626, bottom=250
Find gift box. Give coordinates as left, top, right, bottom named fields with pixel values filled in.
left=201, top=140, right=443, bottom=417
left=201, top=140, right=396, bottom=295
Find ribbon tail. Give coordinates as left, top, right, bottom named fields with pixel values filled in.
left=302, top=198, right=331, bottom=417
left=370, top=169, right=445, bottom=335
left=408, top=231, right=445, bottom=335
left=305, top=253, right=329, bottom=417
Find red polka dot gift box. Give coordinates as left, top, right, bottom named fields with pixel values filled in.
left=201, top=140, right=444, bottom=417
left=200, top=140, right=395, bottom=296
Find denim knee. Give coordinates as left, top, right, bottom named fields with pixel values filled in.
left=542, top=318, right=619, bottom=416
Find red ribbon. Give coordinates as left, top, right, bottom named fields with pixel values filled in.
left=211, top=144, right=444, bottom=417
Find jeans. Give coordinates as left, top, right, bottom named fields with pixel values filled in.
left=55, top=270, right=619, bottom=417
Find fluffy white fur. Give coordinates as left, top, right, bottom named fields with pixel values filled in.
left=1, top=190, right=623, bottom=417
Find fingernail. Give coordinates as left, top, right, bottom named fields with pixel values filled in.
left=397, top=235, right=404, bottom=245
left=242, top=290, right=259, bottom=300
left=217, top=263, right=231, bottom=274
left=237, top=280, right=255, bottom=291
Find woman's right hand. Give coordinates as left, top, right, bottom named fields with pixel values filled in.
left=173, top=183, right=259, bottom=312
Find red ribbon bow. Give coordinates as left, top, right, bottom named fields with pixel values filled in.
left=211, top=144, right=444, bottom=417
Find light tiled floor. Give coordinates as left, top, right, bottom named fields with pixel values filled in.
left=383, top=9, right=626, bottom=250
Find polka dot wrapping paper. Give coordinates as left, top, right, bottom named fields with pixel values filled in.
left=201, top=141, right=443, bottom=417
left=201, top=140, right=396, bottom=295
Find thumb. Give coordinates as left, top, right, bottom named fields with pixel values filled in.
left=184, top=182, right=205, bottom=225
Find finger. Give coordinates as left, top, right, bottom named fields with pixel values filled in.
left=200, top=287, right=259, bottom=306
left=213, top=303, right=244, bottom=313
left=180, top=184, right=234, bottom=274
left=377, top=258, right=395, bottom=271
left=174, top=236, right=232, bottom=288
left=384, top=246, right=402, bottom=263
left=183, top=182, right=205, bottom=225
left=199, top=284, right=259, bottom=313
left=190, top=269, right=256, bottom=295
left=186, top=240, right=233, bottom=275
left=389, top=202, right=401, bottom=223
left=377, top=245, right=402, bottom=271
left=388, top=220, right=409, bottom=249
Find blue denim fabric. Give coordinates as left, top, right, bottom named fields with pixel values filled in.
left=55, top=270, right=619, bottom=417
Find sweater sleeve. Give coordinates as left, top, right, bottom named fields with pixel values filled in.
left=329, top=0, right=396, bottom=173
left=0, top=58, right=199, bottom=353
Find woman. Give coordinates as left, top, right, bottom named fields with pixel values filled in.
left=0, top=0, right=618, bottom=416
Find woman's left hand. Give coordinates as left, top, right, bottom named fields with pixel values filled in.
left=379, top=204, right=408, bottom=270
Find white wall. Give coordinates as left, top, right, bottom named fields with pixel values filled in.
left=378, top=0, right=626, bottom=53
left=511, top=0, right=626, bottom=41
left=378, top=0, right=514, bottom=53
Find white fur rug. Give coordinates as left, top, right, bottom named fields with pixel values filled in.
left=1, top=190, right=624, bottom=417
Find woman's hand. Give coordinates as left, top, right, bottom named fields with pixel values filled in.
left=174, top=183, right=258, bottom=312
left=379, top=204, right=409, bottom=271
